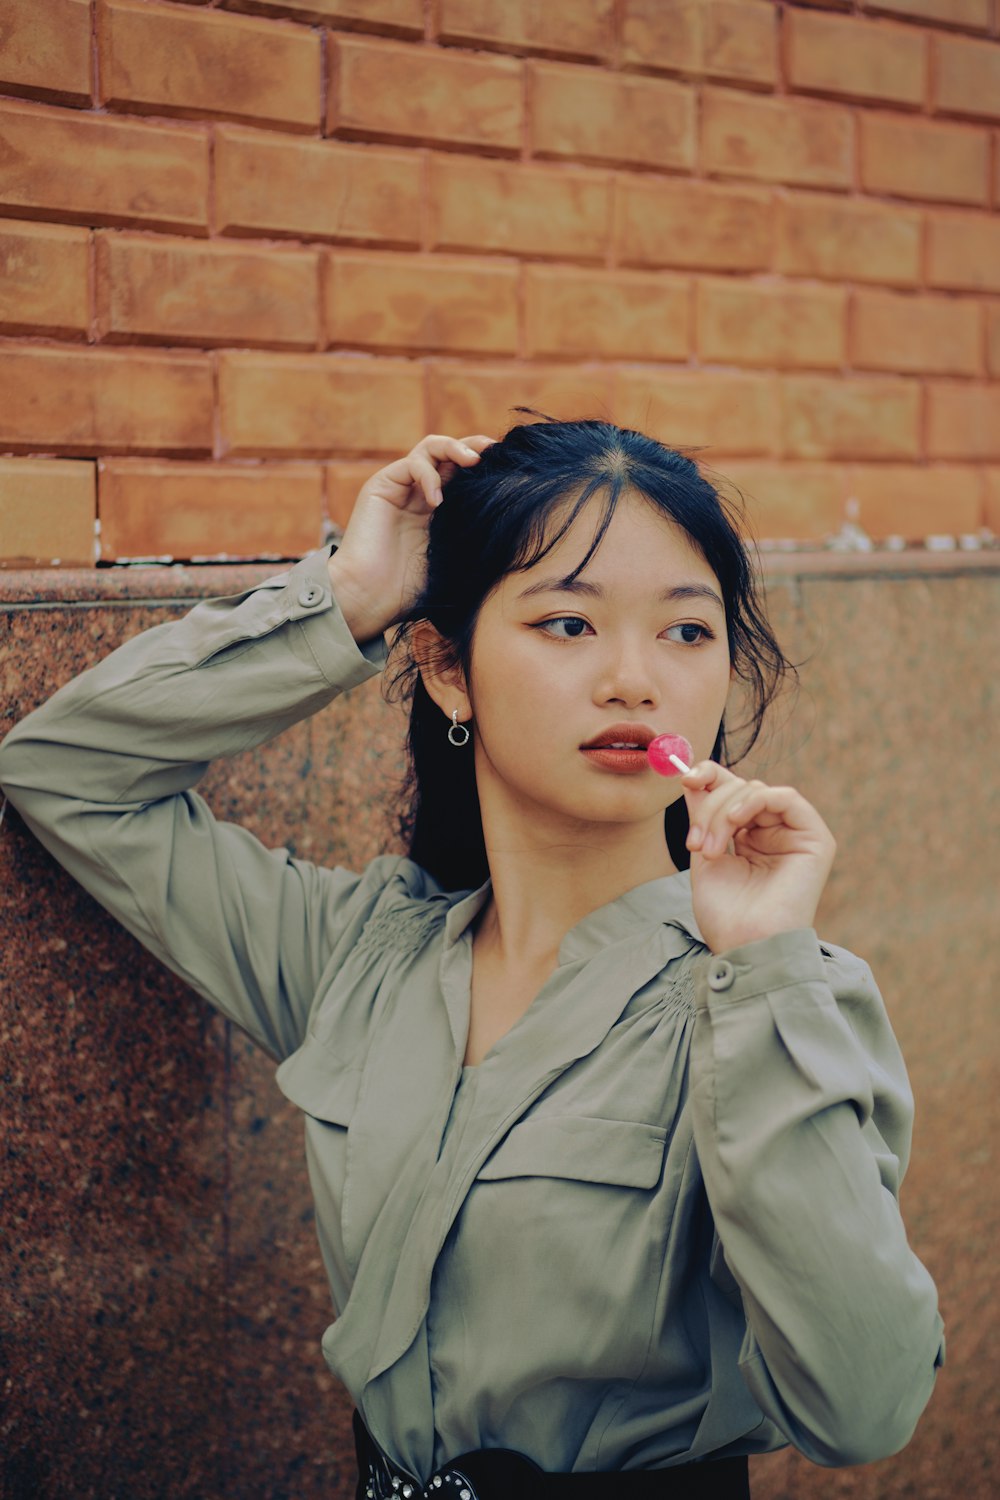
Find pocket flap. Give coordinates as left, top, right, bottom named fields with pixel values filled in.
left=477, top=1116, right=667, bottom=1189
left=274, top=1034, right=360, bottom=1125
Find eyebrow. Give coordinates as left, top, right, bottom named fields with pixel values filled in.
left=516, top=576, right=726, bottom=611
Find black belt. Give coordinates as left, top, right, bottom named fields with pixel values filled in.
left=353, top=1410, right=751, bottom=1500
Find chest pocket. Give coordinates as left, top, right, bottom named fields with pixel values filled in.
left=274, top=1033, right=360, bottom=1125
left=461, top=1116, right=671, bottom=1372
left=477, top=1115, right=667, bottom=1188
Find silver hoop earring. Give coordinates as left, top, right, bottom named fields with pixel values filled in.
left=447, top=709, right=470, bottom=747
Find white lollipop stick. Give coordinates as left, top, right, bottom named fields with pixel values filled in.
left=668, top=754, right=692, bottom=774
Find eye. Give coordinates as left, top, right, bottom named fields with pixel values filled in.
left=534, top=615, right=593, bottom=639
left=664, top=623, right=714, bottom=645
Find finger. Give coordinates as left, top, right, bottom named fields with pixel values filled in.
left=700, top=779, right=772, bottom=857
left=410, top=456, right=446, bottom=509
left=679, top=760, right=736, bottom=795
left=682, top=764, right=744, bottom=852
left=459, top=433, right=497, bottom=452
left=726, top=785, right=826, bottom=842
left=418, top=433, right=488, bottom=467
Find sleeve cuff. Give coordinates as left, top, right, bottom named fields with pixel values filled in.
left=277, top=547, right=389, bottom=688
left=694, top=927, right=827, bottom=1011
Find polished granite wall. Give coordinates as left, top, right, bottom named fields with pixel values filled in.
left=1, top=556, right=996, bottom=1500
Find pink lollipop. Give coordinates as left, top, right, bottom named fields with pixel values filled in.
left=647, top=733, right=693, bottom=778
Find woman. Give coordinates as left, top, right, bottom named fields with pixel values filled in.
left=0, top=419, right=944, bottom=1499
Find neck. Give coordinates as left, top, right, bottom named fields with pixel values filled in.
left=473, top=793, right=677, bottom=971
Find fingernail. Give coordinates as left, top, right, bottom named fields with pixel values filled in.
left=703, top=832, right=721, bottom=856
left=461, top=445, right=478, bottom=458
left=728, top=799, right=743, bottom=816
left=687, top=825, right=703, bottom=850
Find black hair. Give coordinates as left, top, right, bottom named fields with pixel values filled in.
left=384, top=413, right=794, bottom=892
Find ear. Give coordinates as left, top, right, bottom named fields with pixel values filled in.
left=410, top=621, right=472, bottom=727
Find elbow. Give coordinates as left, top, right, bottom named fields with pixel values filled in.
left=805, top=1407, right=922, bottom=1469
left=744, top=1324, right=944, bottom=1469
left=0, top=725, right=32, bottom=798
left=0, top=722, right=50, bottom=809
left=791, top=1354, right=942, bottom=1468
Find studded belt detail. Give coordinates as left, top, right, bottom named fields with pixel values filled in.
left=354, top=1410, right=543, bottom=1500
left=352, top=1408, right=752, bottom=1500
left=362, top=1462, right=480, bottom=1500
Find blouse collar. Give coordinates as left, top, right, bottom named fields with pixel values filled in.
left=442, top=868, right=704, bottom=961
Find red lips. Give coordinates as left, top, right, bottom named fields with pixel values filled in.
left=580, top=723, right=657, bottom=750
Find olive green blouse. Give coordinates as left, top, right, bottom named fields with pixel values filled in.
left=0, top=549, right=944, bottom=1482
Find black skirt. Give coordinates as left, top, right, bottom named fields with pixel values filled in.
left=353, top=1410, right=751, bottom=1500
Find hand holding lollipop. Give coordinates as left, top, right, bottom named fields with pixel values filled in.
left=647, top=736, right=837, bottom=954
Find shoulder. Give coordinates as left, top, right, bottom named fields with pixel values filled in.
left=352, top=854, right=462, bottom=958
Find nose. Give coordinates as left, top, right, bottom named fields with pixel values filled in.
left=594, top=636, right=659, bottom=710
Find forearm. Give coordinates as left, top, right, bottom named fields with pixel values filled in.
left=0, top=549, right=392, bottom=1057
left=326, top=552, right=397, bottom=645
left=0, top=549, right=386, bottom=814
left=691, top=929, right=944, bottom=1465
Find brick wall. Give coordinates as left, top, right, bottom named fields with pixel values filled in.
left=1, top=0, right=999, bottom=564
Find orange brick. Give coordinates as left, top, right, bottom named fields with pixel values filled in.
left=0, top=221, right=90, bottom=339
left=862, top=0, right=990, bottom=29
left=621, top=0, right=777, bottom=90
left=428, top=155, right=610, bottom=260
left=325, top=460, right=382, bottom=530
left=860, top=113, right=989, bottom=205
left=702, top=88, right=853, bottom=189
left=214, top=126, right=421, bottom=246
left=324, top=251, right=518, bottom=353
left=426, top=361, right=613, bottom=436
left=524, top=266, right=690, bottom=361
left=928, top=211, right=1000, bottom=292
left=529, top=61, right=695, bottom=171
left=0, top=459, right=95, bottom=566
left=218, top=352, right=423, bottom=457
left=696, top=278, right=846, bottom=369
left=697, top=0, right=778, bottom=89
left=616, top=176, right=771, bottom=272
left=988, top=304, right=1000, bottom=375
left=328, top=36, right=521, bottom=152
left=98, top=461, right=324, bottom=559
left=985, top=468, right=1000, bottom=531
left=95, top=233, right=320, bottom=349
left=927, top=382, right=1000, bottom=458
left=851, top=289, right=982, bottom=376
left=782, top=376, right=920, bottom=459
left=0, top=101, right=209, bottom=234
left=785, top=11, right=926, bottom=108
left=933, top=34, right=1000, bottom=124
left=613, top=369, right=779, bottom=456
left=0, top=345, right=213, bottom=456
left=437, top=0, right=614, bottom=60
left=622, top=0, right=699, bottom=74
left=98, top=0, right=321, bottom=132
left=706, top=461, right=846, bottom=540
left=219, top=0, right=423, bottom=33
left=776, top=192, right=921, bottom=287
left=0, top=0, right=91, bottom=107
left=846, top=463, right=983, bottom=539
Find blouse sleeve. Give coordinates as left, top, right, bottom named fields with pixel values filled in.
left=0, top=548, right=404, bottom=1062
left=689, top=927, right=945, bottom=1467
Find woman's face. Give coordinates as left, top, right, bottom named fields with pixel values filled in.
left=464, top=491, right=733, bottom=834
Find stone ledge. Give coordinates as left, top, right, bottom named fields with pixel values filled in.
left=0, top=547, right=998, bottom=607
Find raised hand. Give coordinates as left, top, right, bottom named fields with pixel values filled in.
left=327, top=433, right=495, bottom=641
left=678, top=761, right=837, bottom=954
